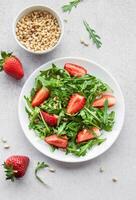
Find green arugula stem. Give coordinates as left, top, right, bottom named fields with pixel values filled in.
left=62, top=0, right=81, bottom=13
left=83, top=20, right=102, bottom=48
left=35, top=162, right=49, bottom=185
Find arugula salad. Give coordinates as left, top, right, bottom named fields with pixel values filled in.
left=25, top=63, right=116, bottom=157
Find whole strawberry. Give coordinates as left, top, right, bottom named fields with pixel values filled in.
left=0, top=51, right=24, bottom=80
left=3, top=155, right=29, bottom=181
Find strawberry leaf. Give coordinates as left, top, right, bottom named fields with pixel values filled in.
left=1, top=51, right=12, bottom=59
left=3, top=162, right=17, bottom=182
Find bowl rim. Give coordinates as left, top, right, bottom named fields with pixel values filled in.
left=13, top=4, right=64, bottom=55
left=18, top=57, right=125, bottom=163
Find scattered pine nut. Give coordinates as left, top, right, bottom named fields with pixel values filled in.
left=99, top=167, right=104, bottom=173
left=80, top=38, right=89, bottom=47
left=48, top=168, right=56, bottom=173
left=80, top=38, right=84, bottom=44
left=1, top=137, right=7, bottom=143
left=112, top=178, right=118, bottom=182
left=63, top=19, right=68, bottom=23
left=4, top=144, right=10, bottom=149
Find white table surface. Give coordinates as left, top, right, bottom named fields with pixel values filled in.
left=0, top=0, right=136, bottom=200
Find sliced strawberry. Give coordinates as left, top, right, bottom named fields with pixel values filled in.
left=66, top=93, right=86, bottom=114
left=92, top=127, right=101, bottom=136
left=92, top=95, right=116, bottom=108
left=41, top=111, right=58, bottom=126
left=64, top=63, right=87, bottom=77
left=45, top=134, right=68, bottom=148
left=32, top=87, right=49, bottom=107
left=76, top=129, right=94, bottom=143
left=3, top=155, right=29, bottom=181
left=76, top=128, right=101, bottom=143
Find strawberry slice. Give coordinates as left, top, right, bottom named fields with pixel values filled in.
left=76, top=128, right=100, bottom=143
left=92, top=127, right=101, bottom=136
left=45, top=135, right=68, bottom=148
left=64, top=63, right=87, bottom=77
left=76, top=129, right=95, bottom=143
left=66, top=93, right=86, bottom=114
left=92, top=95, right=116, bottom=108
left=41, top=111, right=58, bottom=126
left=32, top=87, right=49, bottom=107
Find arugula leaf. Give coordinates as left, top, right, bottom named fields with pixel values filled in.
left=103, top=100, right=108, bottom=124
left=83, top=20, right=102, bottom=48
left=62, top=0, right=81, bottom=13
left=67, top=138, right=105, bottom=156
left=35, top=162, right=49, bottom=185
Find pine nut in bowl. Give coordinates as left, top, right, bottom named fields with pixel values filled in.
left=13, top=5, right=64, bottom=54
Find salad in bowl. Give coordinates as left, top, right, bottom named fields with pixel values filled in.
left=24, top=62, right=116, bottom=157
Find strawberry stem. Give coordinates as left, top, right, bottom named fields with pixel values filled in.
left=3, top=162, right=16, bottom=182
left=0, top=51, right=12, bottom=71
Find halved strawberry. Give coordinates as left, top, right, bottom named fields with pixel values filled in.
left=41, top=111, right=58, bottom=126
left=76, top=129, right=94, bottom=143
left=92, top=127, right=101, bottom=136
left=76, top=127, right=100, bottom=143
left=64, top=63, right=87, bottom=77
left=32, top=87, right=49, bottom=107
left=92, top=95, right=116, bottom=108
left=45, top=135, right=68, bottom=148
left=66, top=93, right=86, bottom=114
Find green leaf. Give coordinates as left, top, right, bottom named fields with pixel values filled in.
left=1, top=51, right=12, bottom=59
left=103, top=99, right=108, bottom=124
left=35, top=162, right=49, bottom=185
left=3, top=162, right=16, bottom=182
left=39, top=111, right=50, bottom=134
left=83, top=20, right=102, bottom=48
left=62, top=0, right=81, bottom=13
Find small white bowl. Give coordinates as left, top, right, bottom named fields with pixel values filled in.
left=13, top=5, right=64, bottom=54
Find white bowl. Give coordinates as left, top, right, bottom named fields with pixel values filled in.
left=13, top=5, right=64, bottom=54
left=18, top=57, right=125, bottom=163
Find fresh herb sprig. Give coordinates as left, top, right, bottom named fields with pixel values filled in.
left=35, top=162, right=49, bottom=185
left=83, top=20, right=102, bottom=48
left=62, top=0, right=81, bottom=13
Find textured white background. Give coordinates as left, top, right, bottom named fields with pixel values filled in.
left=0, top=0, right=136, bottom=200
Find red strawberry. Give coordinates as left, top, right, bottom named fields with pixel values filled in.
left=45, top=134, right=68, bottom=148
left=76, top=127, right=100, bottom=143
left=3, top=155, right=29, bottom=181
left=92, top=95, right=116, bottom=108
left=41, top=111, right=58, bottom=126
left=92, top=127, right=101, bottom=136
left=0, top=51, right=24, bottom=80
left=76, top=129, right=94, bottom=143
left=66, top=93, right=86, bottom=114
left=64, top=63, right=87, bottom=77
left=32, top=87, right=49, bottom=107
